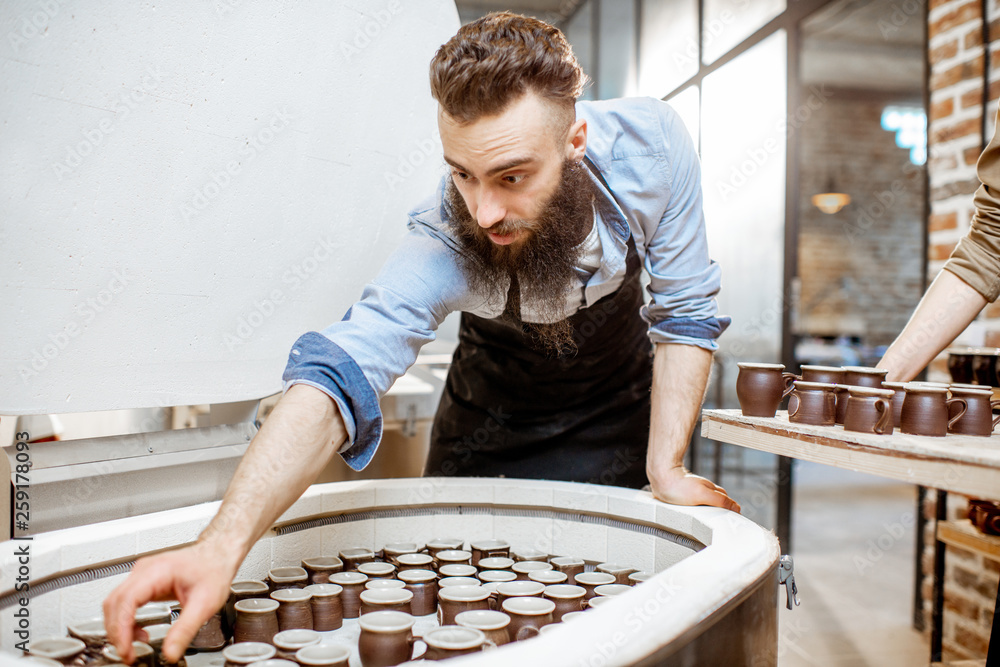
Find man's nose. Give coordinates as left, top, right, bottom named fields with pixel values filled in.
left=475, top=189, right=506, bottom=229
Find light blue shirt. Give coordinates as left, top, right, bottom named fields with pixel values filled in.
left=283, top=96, right=729, bottom=470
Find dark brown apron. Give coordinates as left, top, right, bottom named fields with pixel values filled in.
left=425, top=165, right=653, bottom=488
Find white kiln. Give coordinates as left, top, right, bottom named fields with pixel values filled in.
left=0, top=1, right=781, bottom=664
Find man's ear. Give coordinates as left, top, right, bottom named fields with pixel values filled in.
left=566, top=117, right=587, bottom=161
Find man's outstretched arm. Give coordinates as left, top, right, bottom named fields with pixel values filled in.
left=103, top=384, right=347, bottom=664
left=646, top=342, right=740, bottom=512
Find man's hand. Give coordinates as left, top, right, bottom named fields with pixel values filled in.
left=103, top=541, right=236, bottom=664
left=648, top=464, right=741, bottom=512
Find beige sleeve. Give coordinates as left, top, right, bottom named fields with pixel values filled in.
left=945, top=105, right=1000, bottom=302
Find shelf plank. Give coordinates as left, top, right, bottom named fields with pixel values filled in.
left=701, top=409, right=1000, bottom=501
left=937, top=520, right=1000, bottom=562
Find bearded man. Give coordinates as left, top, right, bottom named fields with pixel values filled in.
left=104, top=12, right=736, bottom=662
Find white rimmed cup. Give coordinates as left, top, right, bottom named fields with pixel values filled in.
left=456, top=609, right=512, bottom=647
left=574, top=572, right=616, bottom=599
left=501, top=596, right=555, bottom=641
left=543, top=584, right=586, bottom=621
left=420, top=625, right=492, bottom=660
left=359, top=587, right=413, bottom=616
left=357, top=610, right=416, bottom=667
left=438, top=563, right=477, bottom=578
left=294, top=644, right=351, bottom=667
left=438, top=585, right=491, bottom=625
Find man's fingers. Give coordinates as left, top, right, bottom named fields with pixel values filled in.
left=161, top=592, right=218, bottom=663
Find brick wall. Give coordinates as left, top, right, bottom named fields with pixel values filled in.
left=797, top=91, right=925, bottom=346
left=925, top=0, right=1000, bottom=659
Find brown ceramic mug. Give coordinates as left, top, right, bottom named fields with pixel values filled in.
left=881, top=382, right=908, bottom=428
left=301, top=556, right=344, bottom=585
left=468, top=539, right=510, bottom=567
left=511, top=548, right=549, bottom=562
left=419, top=626, right=492, bottom=660
left=357, top=611, right=416, bottom=667
left=494, top=580, right=545, bottom=608
left=512, top=561, right=553, bottom=580
left=67, top=618, right=107, bottom=659
left=438, top=585, right=492, bottom=626
left=295, top=644, right=351, bottom=667
left=971, top=347, right=1000, bottom=386
left=843, top=387, right=894, bottom=435
left=434, top=549, right=473, bottom=569
left=529, top=570, right=568, bottom=585
left=787, top=381, right=837, bottom=426
left=549, top=556, right=585, bottom=585
left=268, top=567, right=308, bottom=592
left=304, top=583, right=343, bottom=631
left=398, top=568, right=438, bottom=616
left=394, top=553, right=434, bottom=572
left=438, top=563, right=478, bottom=578
left=439, top=576, right=482, bottom=588
left=456, top=609, right=512, bottom=647
left=478, top=569, right=517, bottom=585
left=543, top=584, right=586, bottom=622
left=227, top=579, right=269, bottom=637
left=358, top=562, right=396, bottom=580
left=328, top=571, right=368, bottom=619
left=380, top=542, right=421, bottom=564
left=359, top=588, right=413, bottom=616
left=900, top=384, right=967, bottom=437
left=233, top=598, right=280, bottom=644
left=477, top=556, right=515, bottom=572
left=501, top=597, right=555, bottom=641
left=799, top=365, right=845, bottom=384
left=271, top=588, right=313, bottom=631
left=596, top=563, right=636, bottom=585
left=842, top=366, right=889, bottom=388
left=339, top=547, right=375, bottom=571
left=29, top=638, right=87, bottom=665
left=736, top=363, right=796, bottom=417
left=221, top=642, right=275, bottom=667
left=947, top=386, right=1000, bottom=436
left=573, top=572, right=616, bottom=600
left=947, top=347, right=976, bottom=384
left=425, top=538, right=464, bottom=557
left=272, top=629, right=320, bottom=661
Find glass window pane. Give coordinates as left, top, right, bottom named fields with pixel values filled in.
left=637, top=0, right=697, bottom=99
left=701, top=31, right=787, bottom=374
left=702, top=0, right=785, bottom=64
left=667, top=85, right=700, bottom=153
left=597, top=0, right=637, bottom=99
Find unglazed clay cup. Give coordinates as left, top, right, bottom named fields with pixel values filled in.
left=328, top=571, right=368, bottom=619
left=543, top=584, right=586, bottom=622
left=381, top=542, right=421, bottom=564
left=947, top=347, right=976, bottom=384
left=440, top=576, right=482, bottom=588
left=438, top=585, right=492, bottom=626
left=477, top=569, right=517, bottom=585
left=271, top=588, right=313, bottom=630
left=842, top=366, right=889, bottom=388
left=501, top=596, right=555, bottom=641
left=470, top=539, right=510, bottom=567
left=268, top=567, right=309, bottom=592
left=843, top=386, right=895, bottom=435
left=134, top=603, right=173, bottom=628
left=398, top=568, right=438, bottom=616
left=100, top=641, right=155, bottom=667
left=366, top=579, right=406, bottom=591
left=420, top=626, right=491, bottom=660
left=948, top=385, right=1000, bottom=436
left=295, top=644, right=351, bottom=667
left=221, top=642, right=275, bottom=667
left=901, top=384, right=966, bottom=437
left=359, top=587, right=413, bottom=616
left=594, top=583, right=632, bottom=598
left=512, top=561, right=553, bottom=580
left=228, top=579, right=270, bottom=636
left=549, top=556, right=585, bottom=585
left=971, top=347, right=1000, bottom=386
left=477, top=556, right=515, bottom=572
left=67, top=618, right=107, bottom=656
left=787, top=381, right=837, bottom=426
left=456, top=609, right=512, bottom=647
left=574, top=572, right=616, bottom=600
left=304, top=583, right=344, bottom=631
left=301, top=556, right=344, bottom=584
left=234, top=598, right=280, bottom=644
left=358, top=611, right=416, bottom=667
left=736, top=363, right=796, bottom=417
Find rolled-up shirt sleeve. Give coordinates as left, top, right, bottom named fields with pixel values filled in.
left=282, top=218, right=472, bottom=470
left=640, top=100, right=730, bottom=350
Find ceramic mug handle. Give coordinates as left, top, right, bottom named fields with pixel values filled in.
left=991, top=400, right=1000, bottom=429
left=410, top=635, right=426, bottom=661
left=946, top=398, right=968, bottom=429
left=516, top=625, right=541, bottom=641
left=787, top=391, right=801, bottom=419
left=873, top=399, right=892, bottom=435
left=781, top=372, right=797, bottom=398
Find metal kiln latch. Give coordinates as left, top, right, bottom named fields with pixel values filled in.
left=778, top=554, right=800, bottom=610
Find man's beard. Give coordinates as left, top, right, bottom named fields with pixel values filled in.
left=446, top=158, right=595, bottom=355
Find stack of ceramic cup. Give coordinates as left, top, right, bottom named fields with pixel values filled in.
left=737, top=362, right=1000, bottom=438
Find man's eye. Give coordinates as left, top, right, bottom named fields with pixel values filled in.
left=452, top=170, right=470, bottom=181
left=503, top=174, right=525, bottom=184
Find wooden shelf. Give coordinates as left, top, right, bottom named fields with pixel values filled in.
left=937, top=519, right=1000, bottom=562
left=700, top=409, right=1000, bottom=501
